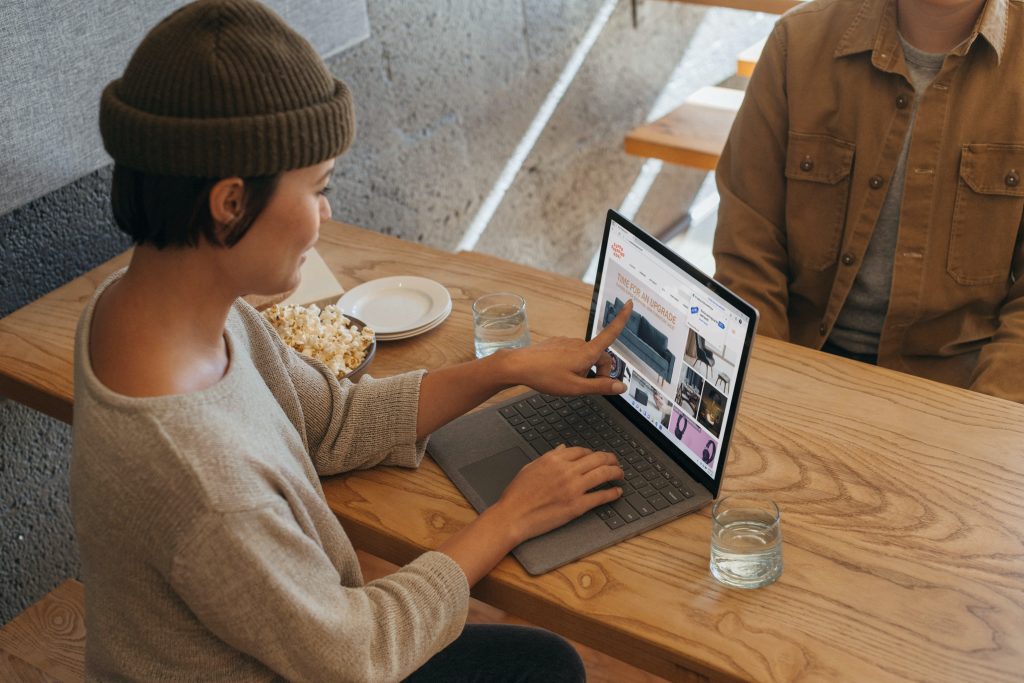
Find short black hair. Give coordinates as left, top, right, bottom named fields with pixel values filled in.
left=110, top=164, right=279, bottom=249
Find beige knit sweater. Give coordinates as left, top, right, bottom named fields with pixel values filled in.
left=70, top=273, right=469, bottom=682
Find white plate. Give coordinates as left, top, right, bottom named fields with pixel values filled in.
left=375, top=300, right=452, bottom=340
left=375, top=301, right=451, bottom=338
left=338, top=276, right=451, bottom=335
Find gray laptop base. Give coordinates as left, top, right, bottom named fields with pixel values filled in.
left=428, top=390, right=711, bottom=575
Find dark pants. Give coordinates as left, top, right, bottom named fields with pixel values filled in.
left=822, top=339, right=878, bottom=366
left=404, top=624, right=586, bottom=682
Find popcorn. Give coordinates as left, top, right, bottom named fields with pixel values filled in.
left=262, top=303, right=375, bottom=379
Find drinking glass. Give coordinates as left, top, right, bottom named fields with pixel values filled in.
left=473, top=293, right=531, bottom=358
left=710, top=495, right=783, bottom=589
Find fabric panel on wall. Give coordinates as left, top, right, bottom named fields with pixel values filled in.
left=0, top=0, right=370, bottom=217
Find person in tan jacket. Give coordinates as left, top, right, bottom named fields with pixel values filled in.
left=713, top=0, right=1024, bottom=403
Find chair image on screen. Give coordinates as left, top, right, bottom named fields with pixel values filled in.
left=633, top=388, right=649, bottom=406
left=715, top=371, right=730, bottom=393
left=603, top=298, right=675, bottom=384
left=694, top=335, right=715, bottom=380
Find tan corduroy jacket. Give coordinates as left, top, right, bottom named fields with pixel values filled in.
left=713, top=0, right=1024, bottom=403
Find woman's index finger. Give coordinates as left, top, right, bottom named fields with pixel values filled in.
left=591, top=299, right=633, bottom=349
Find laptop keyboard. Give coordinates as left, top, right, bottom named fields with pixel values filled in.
left=498, top=393, right=695, bottom=530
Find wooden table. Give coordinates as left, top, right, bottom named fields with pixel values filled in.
left=2, top=220, right=1023, bottom=682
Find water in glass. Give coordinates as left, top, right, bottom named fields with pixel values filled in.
left=473, top=295, right=530, bottom=358
left=710, top=500, right=782, bottom=589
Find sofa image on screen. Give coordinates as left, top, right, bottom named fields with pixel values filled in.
left=603, top=298, right=675, bottom=384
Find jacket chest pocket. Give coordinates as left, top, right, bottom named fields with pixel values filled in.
left=948, top=144, right=1024, bottom=285
left=784, top=132, right=856, bottom=271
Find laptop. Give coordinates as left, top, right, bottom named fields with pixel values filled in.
left=428, top=209, right=759, bottom=574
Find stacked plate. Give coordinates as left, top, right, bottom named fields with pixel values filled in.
left=338, top=276, right=452, bottom=341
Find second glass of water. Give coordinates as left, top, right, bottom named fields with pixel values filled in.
left=473, top=292, right=531, bottom=358
left=710, top=495, right=783, bottom=589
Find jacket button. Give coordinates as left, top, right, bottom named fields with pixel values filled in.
left=819, top=324, right=827, bottom=336
left=799, top=156, right=814, bottom=172
left=1007, top=170, right=1020, bottom=188
left=841, top=253, right=856, bottom=266
left=895, top=94, right=909, bottom=109
left=869, top=175, right=885, bottom=189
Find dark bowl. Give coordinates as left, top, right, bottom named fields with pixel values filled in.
left=339, top=314, right=376, bottom=383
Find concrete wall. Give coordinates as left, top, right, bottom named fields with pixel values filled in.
left=0, top=0, right=368, bottom=216
left=0, top=0, right=773, bottom=623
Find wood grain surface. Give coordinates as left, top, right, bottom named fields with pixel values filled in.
left=1, top=221, right=1022, bottom=681
left=314, top=224, right=1024, bottom=682
left=737, top=39, right=764, bottom=78
left=0, top=580, right=85, bottom=683
left=357, top=550, right=676, bottom=683
left=624, top=87, right=743, bottom=171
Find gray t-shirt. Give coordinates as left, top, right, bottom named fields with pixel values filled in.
left=829, top=36, right=946, bottom=355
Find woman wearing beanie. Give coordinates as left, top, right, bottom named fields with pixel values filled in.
left=71, top=1, right=633, bottom=681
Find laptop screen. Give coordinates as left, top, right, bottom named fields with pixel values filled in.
left=587, top=210, right=758, bottom=495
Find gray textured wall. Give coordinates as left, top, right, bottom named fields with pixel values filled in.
left=0, top=0, right=368, bottom=215
left=0, top=0, right=773, bottom=624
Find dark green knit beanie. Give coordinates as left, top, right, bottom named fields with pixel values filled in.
left=100, top=0, right=355, bottom=178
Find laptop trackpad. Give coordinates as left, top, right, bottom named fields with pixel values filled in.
left=459, top=447, right=531, bottom=507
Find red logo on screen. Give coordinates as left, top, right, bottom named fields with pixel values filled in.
left=611, top=243, right=624, bottom=259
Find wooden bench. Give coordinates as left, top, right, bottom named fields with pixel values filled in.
left=0, top=580, right=85, bottom=682
left=737, top=38, right=764, bottom=77
left=624, top=85, right=744, bottom=170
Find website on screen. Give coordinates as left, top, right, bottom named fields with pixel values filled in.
left=592, top=220, right=750, bottom=478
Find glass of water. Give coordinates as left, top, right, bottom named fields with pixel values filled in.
left=473, top=293, right=531, bottom=358
left=710, top=495, right=783, bottom=589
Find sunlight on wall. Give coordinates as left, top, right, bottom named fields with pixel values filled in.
left=582, top=13, right=733, bottom=284
left=456, top=0, right=618, bottom=252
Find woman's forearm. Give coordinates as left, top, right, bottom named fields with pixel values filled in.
left=415, top=350, right=520, bottom=440
left=437, top=503, right=522, bottom=586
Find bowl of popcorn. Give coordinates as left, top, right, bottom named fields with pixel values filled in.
left=262, top=303, right=376, bottom=382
